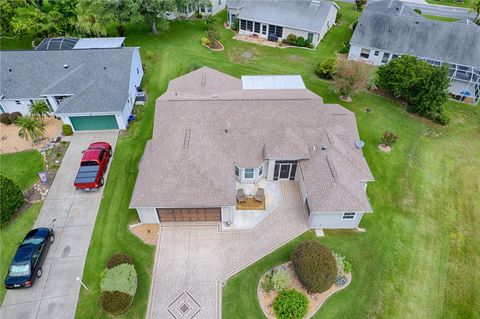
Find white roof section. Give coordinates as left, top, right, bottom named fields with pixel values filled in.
left=242, top=75, right=306, bottom=90
left=73, top=37, right=125, bottom=49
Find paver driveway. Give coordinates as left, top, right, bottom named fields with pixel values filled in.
left=0, top=131, right=118, bottom=319
left=148, top=181, right=308, bottom=319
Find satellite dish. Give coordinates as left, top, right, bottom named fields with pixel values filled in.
left=355, top=140, right=365, bottom=149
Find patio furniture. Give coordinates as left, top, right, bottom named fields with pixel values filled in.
left=255, top=188, right=264, bottom=202
left=237, top=188, right=246, bottom=203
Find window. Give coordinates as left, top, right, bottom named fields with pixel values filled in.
left=268, top=25, right=283, bottom=37
left=360, top=48, right=370, bottom=59
left=381, top=52, right=390, bottom=63
left=235, top=165, right=240, bottom=177
left=262, top=25, right=267, bottom=34
left=374, top=51, right=379, bottom=56
left=218, top=0, right=222, bottom=4
left=254, top=22, right=261, bottom=33
left=392, top=54, right=399, bottom=60
left=240, top=19, right=246, bottom=30
left=244, top=168, right=254, bottom=179
left=15, top=100, right=21, bottom=105
left=258, top=165, right=263, bottom=176
left=137, top=67, right=139, bottom=74
left=247, top=20, right=253, bottom=31
left=342, top=212, right=356, bottom=220
left=199, top=5, right=205, bottom=12
left=307, top=32, right=314, bottom=42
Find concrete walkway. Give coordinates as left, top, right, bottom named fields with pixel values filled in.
left=147, top=181, right=308, bottom=319
left=0, top=131, right=118, bottom=319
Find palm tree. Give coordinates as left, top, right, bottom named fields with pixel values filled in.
left=15, top=116, right=46, bottom=142
left=28, top=101, right=50, bottom=123
left=471, top=0, right=480, bottom=22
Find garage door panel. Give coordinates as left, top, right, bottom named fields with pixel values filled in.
left=156, top=208, right=221, bottom=222
left=69, top=115, right=119, bottom=131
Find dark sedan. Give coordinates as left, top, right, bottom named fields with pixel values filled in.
left=5, top=228, right=55, bottom=289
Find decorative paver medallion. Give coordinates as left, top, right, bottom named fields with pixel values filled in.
left=167, top=291, right=201, bottom=319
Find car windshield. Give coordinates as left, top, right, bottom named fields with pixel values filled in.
left=81, top=161, right=98, bottom=166
left=9, top=262, right=30, bottom=277
left=21, top=237, right=44, bottom=246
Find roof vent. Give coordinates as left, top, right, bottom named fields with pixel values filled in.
left=103, top=66, right=107, bottom=70
left=355, top=140, right=365, bottom=149
left=213, top=94, right=218, bottom=99
left=320, top=145, right=327, bottom=151
left=8, top=68, right=12, bottom=72
left=63, top=64, right=69, bottom=69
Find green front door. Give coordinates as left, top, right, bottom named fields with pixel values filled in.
left=69, top=115, right=119, bottom=131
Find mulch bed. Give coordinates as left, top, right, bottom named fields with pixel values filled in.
left=236, top=198, right=265, bottom=210
left=129, top=223, right=159, bottom=245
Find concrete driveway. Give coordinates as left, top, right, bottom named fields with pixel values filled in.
left=0, top=131, right=118, bottom=319
left=147, top=181, right=308, bottom=319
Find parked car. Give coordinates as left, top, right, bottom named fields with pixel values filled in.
left=163, top=11, right=177, bottom=20
left=5, top=228, right=54, bottom=289
left=74, top=142, right=112, bottom=190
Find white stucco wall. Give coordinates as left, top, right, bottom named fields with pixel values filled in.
left=0, top=99, right=30, bottom=115
left=348, top=45, right=397, bottom=66
left=120, top=48, right=144, bottom=128
left=136, top=208, right=160, bottom=224
left=308, top=212, right=364, bottom=229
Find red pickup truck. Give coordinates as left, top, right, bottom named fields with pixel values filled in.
left=74, top=142, right=112, bottom=190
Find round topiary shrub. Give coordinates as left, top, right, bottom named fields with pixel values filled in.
left=291, top=241, right=337, bottom=293
left=107, top=253, right=134, bottom=269
left=0, top=113, right=11, bottom=125
left=62, top=124, right=73, bottom=136
left=100, top=291, right=133, bottom=315
left=0, top=175, right=24, bottom=226
left=273, top=289, right=309, bottom=319
left=8, top=112, right=22, bottom=124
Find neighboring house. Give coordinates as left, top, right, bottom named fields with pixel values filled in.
left=130, top=67, right=374, bottom=230
left=0, top=38, right=143, bottom=131
left=348, top=0, right=480, bottom=105
left=177, top=0, right=226, bottom=17
left=227, top=0, right=339, bottom=48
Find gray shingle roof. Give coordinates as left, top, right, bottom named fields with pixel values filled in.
left=130, top=67, right=374, bottom=213
left=0, top=48, right=136, bottom=114
left=230, top=0, right=338, bottom=34
left=350, top=0, right=480, bottom=67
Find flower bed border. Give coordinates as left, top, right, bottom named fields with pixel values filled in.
left=202, top=40, right=224, bottom=51
left=257, top=262, right=352, bottom=319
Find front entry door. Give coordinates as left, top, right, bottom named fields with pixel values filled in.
left=273, top=161, right=298, bottom=180
left=279, top=164, right=291, bottom=179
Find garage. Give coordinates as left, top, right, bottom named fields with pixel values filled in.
left=156, top=208, right=221, bottom=222
left=69, top=115, right=119, bottom=131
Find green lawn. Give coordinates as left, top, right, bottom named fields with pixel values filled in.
left=0, top=35, right=32, bottom=50
left=0, top=203, right=42, bottom=303
left=423, top=14, right=459, bottom=21
left=0, top=150, right=45, bottom=191
left=425, top=0, right=473, bottom=7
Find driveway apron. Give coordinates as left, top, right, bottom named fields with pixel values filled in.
left=148, top=181, right=308, bottom=319
left=0, top=131, right=118, bottom=319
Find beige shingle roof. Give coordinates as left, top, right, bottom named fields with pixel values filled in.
left=130, top=67, right=374, bottom=212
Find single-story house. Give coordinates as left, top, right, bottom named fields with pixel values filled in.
left=226, top=0, right=339, bottom=48
left=177, top=0, right=226, bottom=17
left=0, top=38, right=143, bottom=131
left=348, top=0, right=480, bottom=105
left=130, top=67, right=374, bottom=230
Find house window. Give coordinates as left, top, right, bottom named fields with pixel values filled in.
left=258, top=165, right=263, bottom=176
left=244, top=168, right=254, bottom=179
left=381, top=52, right=390, bottom=63
left=342, top=212, right=356, bottom=220
left=137, top=67, right=139, bottom=74
left=199, top=5, right=205, bottom=13
left=374, top=51, right=380, bottom=56
left=235, top=165, right=240, bottom=177
left=240, top=19, right=246, bottom=30
left=254, top=22, right=261, bottom=33
left=262, top=25, right=267, bottom=34
left=307, top=32, right=314, bottom=42
left=392, top=54, right=399, bottom=60
left=15, top=100, right=21, bottom=105
left=268, top=25, right=283, bottom=37
left=360, top=48, right=370, bottom=59
left=218, top=0, right=222, bottom=4
left=247, top=20, right=253, bottom=31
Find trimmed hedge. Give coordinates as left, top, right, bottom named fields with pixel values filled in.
left=62, top=124, right=73, bottom=136
left=100, top=291, right=133, bottom=315
left=0, top=113, right=11, bottom=125
left=273, top=289, right=309, bottom=319
left=101, top=263, right=137, bottom=296
left=8, top=112, right=22, bottom=124
left=107, top=253, right=134, bottom=269
left=0, top=175, right=25, bottom=226
left=291, top=241, right=337, bottom=293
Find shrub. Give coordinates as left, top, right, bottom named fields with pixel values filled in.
left=0, top=175, right=25, bottom=226
left=315, top=58, right=337, bottom=80
left=333, top=60, right=372, bottom=98
left=332, top=251, right=345, bottom=275
left=304, top=39, right=312, bottom=48
left=380, top=131, right=399, bottom=146
left=414, top=8, right=422, bottom=14
left=116, top=25, right=127, bottom=36
left=273, top=289, right=309, bottom=319
left=335, top=11, right=343, bottom=23
left=195, top=11, right=202, bottom=19
left=100, top=291, right=133, bottom=315
left=271, top=269, right=291, bottom=291
left=286, top=33, right=297, bottom=45
left=231, top=19, right=239, bottom=31
left=261, top=271, right=275, bottom=292
left=100, top=264, right=137, bottom=296
left=291, top=241, right=337, bottom=293
left=295, top=36, right=305, bottom=47
left=107, top=253, right=134, bottom=269
left=344, top=261, right=352, bottom=273
left=338, top=42, right=350, bottom=54
left=8, top=111, right=22, bottom=123
left=0, top=113, right=11, bottom=125
left=62, top=124, right=73, bottom=136
left=434, top=112, right=451, bottom=125
left=201, top=37, right=210, bottom=46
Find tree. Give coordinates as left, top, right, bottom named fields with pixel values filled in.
left=15, top=116, right=45, bottom=142
left=332, top=60, right=372, bottom=99
left=377, top=55, right=450, bottom=121
left=355, top=0, right=367, bottom=11
left=471, top=0, right=480, bottom=22
left=125, top=0, right=175, bottom=34
left=28, top=101, right=50, bottom=123
left=0, top=175, right=25, bottom=226
left=75, top=0, right=115, bottom=36
left=315, top=57, right=337, bottom=80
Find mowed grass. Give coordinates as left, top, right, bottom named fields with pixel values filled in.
left=423, top=14, right=459, bottom=21
left=0, top=150, right=45, bottom=191
left=425, top=0, right=473, bottom=7
left=0, top=203, right=42, bottom=303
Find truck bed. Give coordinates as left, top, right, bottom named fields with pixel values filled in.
left=74, top=166, right=100, bottom=187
